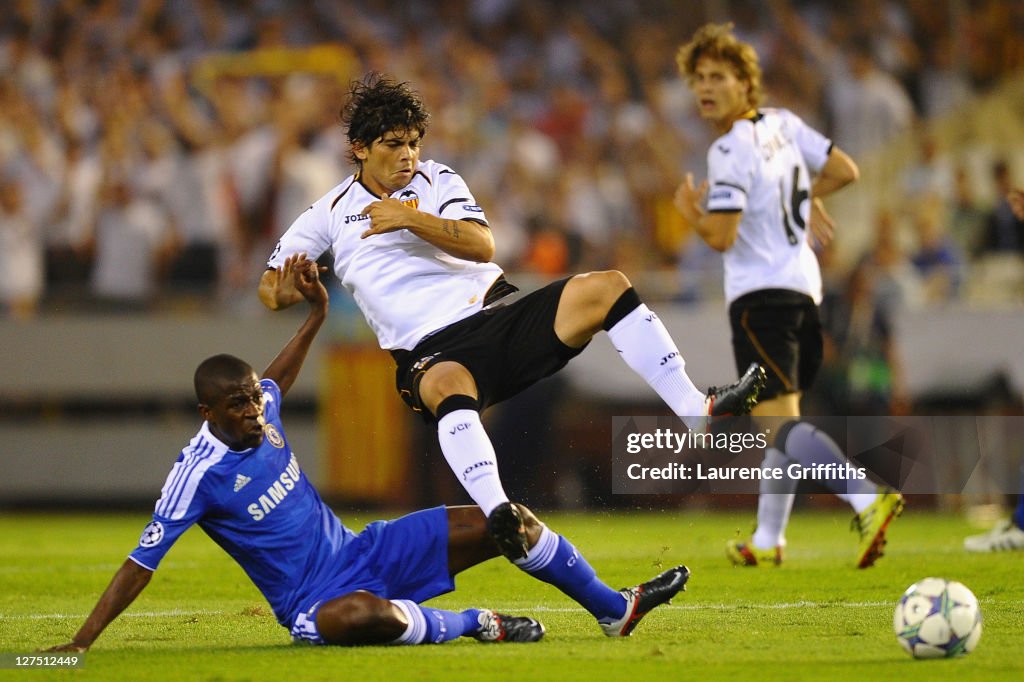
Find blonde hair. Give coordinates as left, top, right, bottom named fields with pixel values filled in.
left=676, top=22, right=763, bottom=108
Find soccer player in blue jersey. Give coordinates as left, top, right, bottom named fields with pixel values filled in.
left=47, top=255, right=689, bottom=652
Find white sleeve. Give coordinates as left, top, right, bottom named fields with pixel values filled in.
left=434, top=167, right=489, bottom=225
left=789, top=112, right=833, bottom=174
left=266, top=203, right=332, bottom=269
left=705, top=137, right=752, bottom=214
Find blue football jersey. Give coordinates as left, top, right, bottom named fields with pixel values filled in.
left=130, top=379, right=357, bottom=624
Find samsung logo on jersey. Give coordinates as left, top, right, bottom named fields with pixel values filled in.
left=344, top=214, right=370, bottom=224
left=247, top=454, right=302, bottom=521
left=709, top=189, right=733, bottom=200
left=462, top=204, right=483, bottom=212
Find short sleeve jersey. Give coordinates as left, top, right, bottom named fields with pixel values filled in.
left=129, top=379, right=357, bottom=625
left=267, top=160, right=504, bottom=351
left=704, top=108, right=833, bottom=304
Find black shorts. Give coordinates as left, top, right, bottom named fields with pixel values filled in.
left=391, top=277, right=585, bottom=420
left=728, top=289, right=822, bottom=401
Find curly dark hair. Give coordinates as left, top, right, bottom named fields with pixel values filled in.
left=340, top=73, right=430, bottom=167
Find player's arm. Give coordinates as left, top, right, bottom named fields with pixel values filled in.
left=674, top=172, right=741, bottom=252
left=811, top=146, right=859, bottom=200
left=45, top=559, right=153, bottom=652
left=262, top=254, right=328, bottom=397
left=360, top=197, right=495, bottom=262
left=807, top=146, right=860, bottom=248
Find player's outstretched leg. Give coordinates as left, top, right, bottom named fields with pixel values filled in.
left=851, top=488, right=905, bottom=568
left=312, top=592, right=543, bottom=646
left=508, top=505, right=688, bottom=636
left=471, top=610, right=545, bottom=643
left=595, top=282, right=764, bottom=429
left=434, top=394, right=528, bottom=561
left=390, top=600, right=543, bottom=645
left=599, top=565, right=691, bottom=637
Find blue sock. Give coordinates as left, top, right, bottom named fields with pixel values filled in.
left=1007, top=481, right=1024, bottom=528
left=514, top=525, right=625, bottom=621
left=390, top=600, right=483, bottom=644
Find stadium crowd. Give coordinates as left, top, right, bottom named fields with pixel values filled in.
left=1, top=0, right=1023, bottom=322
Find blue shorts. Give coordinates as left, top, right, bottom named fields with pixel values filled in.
left=290, top=506, right=454, bottom=644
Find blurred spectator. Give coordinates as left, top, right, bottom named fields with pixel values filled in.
left=45, top=137, right=100, bottom=295
left=818, top=259, right=908, bottom=416
left=950, top=164, right=987, bottom=258
left=857, top=208, right=924, bottom=315
left=0, top=173, right=44, bottom=319
left=917, top=35, right=974, bottom=120
left=0, top=0, right=1022, bottom=313
left=979, top=159, right=1024, bottom=255
left=900, top=130, right=954, bottom=204
left=908, top=197, right=966, bottom=302
left=824, top=41, right=916, bottom=158
left=88, top=172, right=175, bottom=311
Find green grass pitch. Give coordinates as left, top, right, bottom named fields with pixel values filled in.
left=2, top=506, right=1023, bottom=681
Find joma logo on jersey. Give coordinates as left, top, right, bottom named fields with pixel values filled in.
left=247, top=455, right=302, bottom=521
left=399, top=189, right=419, bottom=210
left=659, top=352, right=679, bottom=366
left=344, top=214, right=370, bottom=224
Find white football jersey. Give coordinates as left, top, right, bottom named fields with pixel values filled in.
left=704, top=108, right=832, bottom=304
left=268, top=160, right=503, bottom=350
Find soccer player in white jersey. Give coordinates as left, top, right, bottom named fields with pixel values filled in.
left=259, top=73, right=766, bottom=561
left=46, top=256, right=691, bottom=652
left=673, top=24, right=904, bottom=569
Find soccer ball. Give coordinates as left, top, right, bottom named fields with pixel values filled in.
left=893, top=578, right=982, bottom=659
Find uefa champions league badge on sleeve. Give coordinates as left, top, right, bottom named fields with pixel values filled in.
left=139, top=521, right=164, bottom=548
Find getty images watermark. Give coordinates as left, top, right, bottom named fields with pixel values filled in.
left=612, top=415, right=1024, bottom=495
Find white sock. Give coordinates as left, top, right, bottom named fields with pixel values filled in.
left=390, top=600, right=427, bottom=644
left=752, top=447, right=798, bottom=549
left=846, top=493, right=879, bottom=514
left=606, top=304, right=706, bottom=428
left=437, top=409, right=509, bottom=516
left=780, top=421, right=877, bottom=510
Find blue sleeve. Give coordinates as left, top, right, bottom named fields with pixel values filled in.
left=260, top=378, right=282, bottom=423
left=129, top=454, right=214, bottom=570
left=129, top=507, right=203, bottom=571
